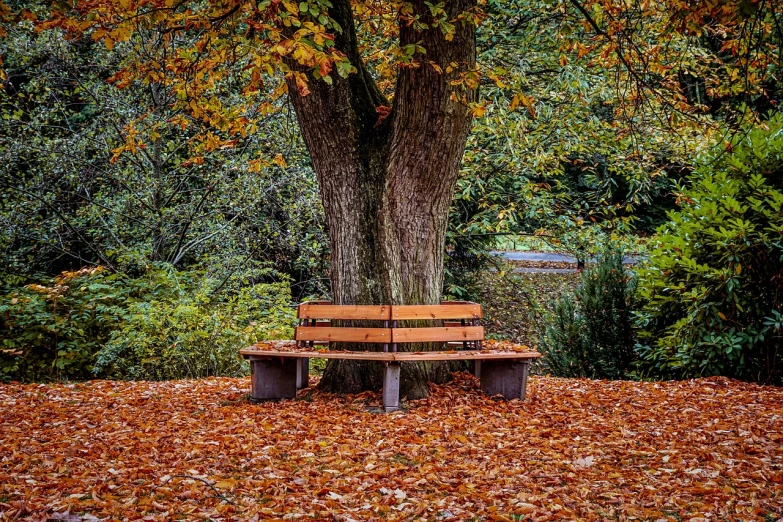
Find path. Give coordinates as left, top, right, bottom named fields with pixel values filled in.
left=494, top=251, right=640, bottom=264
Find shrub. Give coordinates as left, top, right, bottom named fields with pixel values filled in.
left=0, top=265, right=296, bottom=382
left=93, top=282, right=294, bottom=380
left=0, top=267, right=130, bottom=381
left=635, top=116, right=783, bottom=384
left=538, top=246, right=639, bottom=379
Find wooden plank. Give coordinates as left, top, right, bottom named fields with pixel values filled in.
left=298, top=304, right=391, bottom=320
left=239, top=347, right=540, bottom=361
left=295, top=326, right=391, bottom=343
left=392, top=326, right=484, bottom=343
left=392, top=304, right=482, bottom=320
left=391, top=350, right=541, bottom=361
left=239, top=348, right=396, bottom=361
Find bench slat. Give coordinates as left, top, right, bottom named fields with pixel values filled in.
left=298, top=304, right=391, bottom=320
left=239, top=348, right=539, bottom=361
left=392, top=326, right=484, bottom=343
left=392, top=350, right=540, bottom=361
left=241, top=348, right=396, bottom=360
left=392, top=304, right=482, bottom=320
left=295, top=326, right=391, bottom=343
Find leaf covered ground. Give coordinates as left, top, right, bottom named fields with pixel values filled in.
left=1, top=375, right=781, bottom=521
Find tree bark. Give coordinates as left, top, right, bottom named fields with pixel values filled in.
left=285, top=0, right=477, bottom=398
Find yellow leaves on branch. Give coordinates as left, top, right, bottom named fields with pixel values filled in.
left=246, top=151, right=289, bottom=173
left=282, top=1, right=300, bottom=15
left=1, top=376, right=781, bottom=520
left=110, top=123, right=144, bottom=163
left=469, top=103, right=487, bottom=118
left=448, top=67, right=479, bottom=90
left=21, top=266, right=105, bottom=300
left=509, top=93, right=536, bottom=119
left=273, top=154, right=287, bottom=168
left=291, top=71, right=311, bottom=97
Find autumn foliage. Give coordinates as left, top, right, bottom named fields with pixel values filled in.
left=1, top=375, right=781, bottom=520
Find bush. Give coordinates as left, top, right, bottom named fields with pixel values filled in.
left=93, top=282, right=294, bottom=380
left=635, top=116, right=783, bottom=384
left=0, top=267, right=130, bottom=381
left=0, top=265, right=296, bottom=382
left=538, top=247, right=639, bottom=379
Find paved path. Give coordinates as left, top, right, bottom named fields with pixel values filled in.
left=509, top=268, right=576, bottom=274
left=493, top=251, right=640, bottom=264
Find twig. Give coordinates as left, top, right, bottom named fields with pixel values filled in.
left=151, top=474, right=238, bottom=506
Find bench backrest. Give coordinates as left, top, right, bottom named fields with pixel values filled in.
left=294, top=301, right=484, bottom=346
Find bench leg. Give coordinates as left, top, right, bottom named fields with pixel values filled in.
left=250, top=358, right=297, bottom=401
left=296, top=358, right=310, bottom=389
left=473, top=360, right=482, bottom=379
left=479, top=360, right=530, bottom=400
left=383, top=362, right=401, bottom=412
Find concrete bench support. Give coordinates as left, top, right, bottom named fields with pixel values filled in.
left=250, top=358, right=297, bottom=401
left=480, top=360, right=530, bottom=400
left=296, top=358, right=310, bottom=389
left=241, top=345, right=539, bottom=408
left=383, top=362, right=401, bottom=412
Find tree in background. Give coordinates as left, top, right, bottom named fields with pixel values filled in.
left=0, top=17, right=327, bottom=296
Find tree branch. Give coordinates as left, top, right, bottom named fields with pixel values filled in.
left=568, top=0, right=644, bottom=86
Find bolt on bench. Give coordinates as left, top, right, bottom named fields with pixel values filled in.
left=239, top=301, right=541, bottom=412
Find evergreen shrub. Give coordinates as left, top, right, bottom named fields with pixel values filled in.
left=538, top=247, right=639, bottom=379
left=635, top=116, right=783, bottom=384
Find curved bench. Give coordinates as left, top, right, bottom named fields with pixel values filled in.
left=240, top=301, right=540, bottom=411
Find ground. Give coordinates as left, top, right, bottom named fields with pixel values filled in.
left=1, top=376, right=781, bottom=521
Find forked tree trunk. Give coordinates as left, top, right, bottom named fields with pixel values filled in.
left=286, top=0, right=477, bottom=398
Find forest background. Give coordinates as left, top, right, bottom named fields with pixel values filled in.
left=0, top=0, right=781, bottom=386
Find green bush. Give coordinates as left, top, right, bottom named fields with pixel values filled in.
left=538, top=247, right=639, bottom=379
left=635, top=116, right=783, bottom=384
left=0, top=267, right=131, bottom=381
left=93, top=282, right=294, bottom=380
left=0, top=265, right=296, bottom=382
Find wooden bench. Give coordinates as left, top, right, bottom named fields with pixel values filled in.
left=240, top=301, right=540, bottom=412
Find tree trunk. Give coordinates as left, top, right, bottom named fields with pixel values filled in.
left=285, top=0, right=477, bottom=398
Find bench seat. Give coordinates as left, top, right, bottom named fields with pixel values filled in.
left=240, top=345, right=540, bottom=361
left=242, top=302, right=540, bottom=410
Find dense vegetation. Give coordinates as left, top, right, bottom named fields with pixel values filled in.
left=0, top=265, right=295, bottom=381
left=635, top=116, right=783, bottom=384
left=537, top=247, right=639, bottom=379
left=1, top=0, right=781, bottom=385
